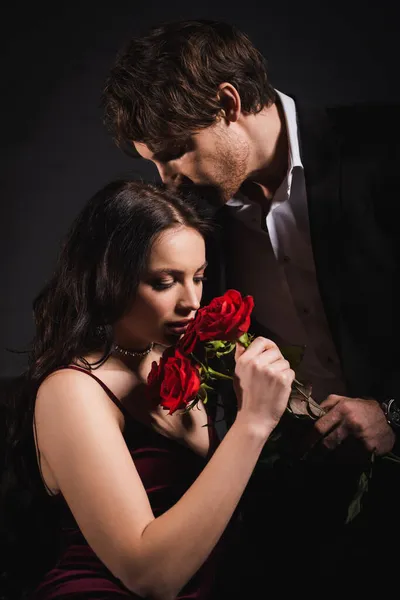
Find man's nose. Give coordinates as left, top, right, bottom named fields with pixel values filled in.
left=157, top=170, right=170, bottom=185
left=157, top=168, right=191, bottom=191
left=156, top=165, right=179, bottom=186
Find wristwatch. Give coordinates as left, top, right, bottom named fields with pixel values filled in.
left=381, top=398, right=400, bottom=430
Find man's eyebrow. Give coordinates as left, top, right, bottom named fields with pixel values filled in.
left=152, top=150, right=170, bottom=162
left=152, top=147, right=181, bottom=162
left=152, top=138, right=194, bottom=163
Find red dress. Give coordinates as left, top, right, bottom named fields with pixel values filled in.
left=32, top=366, right=226, bottom=599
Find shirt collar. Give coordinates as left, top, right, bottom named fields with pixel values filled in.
left=275, top=89, right=303, bottom=171
left=226, top=89, right=303, bottom=209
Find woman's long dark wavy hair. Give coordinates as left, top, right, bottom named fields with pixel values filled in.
left=0, top=180, right=211, bottom=599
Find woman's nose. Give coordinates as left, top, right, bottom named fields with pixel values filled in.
left=178, top=284, right=201, bottom=312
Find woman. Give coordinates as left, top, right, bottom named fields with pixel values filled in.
left=1, top=180, right=294, bottom=599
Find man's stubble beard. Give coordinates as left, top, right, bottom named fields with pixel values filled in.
left=214, top=134, right=250, bottom=204
left=175, top=135, right=250, bottom=210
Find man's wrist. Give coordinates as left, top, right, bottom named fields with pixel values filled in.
left=381, top=398, right=400, bottom=430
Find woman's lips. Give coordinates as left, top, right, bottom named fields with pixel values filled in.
left=165, top=320, right=192, bottom=335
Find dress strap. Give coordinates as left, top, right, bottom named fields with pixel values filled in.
left=55, top=365, right=132, bottom=421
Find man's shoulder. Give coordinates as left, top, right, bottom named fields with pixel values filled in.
left=289, top=94, right=400, bottom=173
left=326, top=103, right=400, bottom=137
left=296, top=100, right=400, bottom=144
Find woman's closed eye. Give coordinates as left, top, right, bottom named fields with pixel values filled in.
left=151, top=278, right=175, bottom=291
left=151, top=276, right=207, bottom=291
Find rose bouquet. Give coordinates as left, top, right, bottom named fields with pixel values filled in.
left=147, top=288, right=319, bottom=421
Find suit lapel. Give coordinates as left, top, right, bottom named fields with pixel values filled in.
left=295, top=104, right=346, bottom=368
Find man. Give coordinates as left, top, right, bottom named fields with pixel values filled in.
left=103, top=19, right=399, bottom=592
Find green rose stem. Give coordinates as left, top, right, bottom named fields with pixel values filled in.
left=205, top=366, right=233, bottom=381
left=190, top=356, right=233, bottom=382
left=238, top=333, right=251, bottom=348
left=193, top=331, right=326, bottom=423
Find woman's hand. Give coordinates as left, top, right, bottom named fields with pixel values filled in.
left=233, top=336, right=294, bottom=437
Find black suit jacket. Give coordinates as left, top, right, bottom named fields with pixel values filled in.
left=204, top=100, right=400, bottom=404
left=204, top=102, right=400, bottom=592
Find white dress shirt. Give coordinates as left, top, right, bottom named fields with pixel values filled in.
left=225, top=90, right=347, bottom=403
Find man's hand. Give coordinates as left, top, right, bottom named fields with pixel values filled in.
left=313, top=395, right=395, bottom=455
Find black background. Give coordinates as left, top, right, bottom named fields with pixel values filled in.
left=1, top=0, right=399, bottom=376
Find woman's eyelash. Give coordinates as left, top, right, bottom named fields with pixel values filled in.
left=152, top=281, right=174, bottom=290
left=152, top=276, right=207, bottom=291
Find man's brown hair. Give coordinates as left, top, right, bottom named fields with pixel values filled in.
left=102, top=19, right=275, bottom=154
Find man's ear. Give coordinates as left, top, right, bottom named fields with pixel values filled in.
left=217, top=83, right=241, bottom=123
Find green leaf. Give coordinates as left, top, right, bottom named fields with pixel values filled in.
left=279, top=344, right=306, bottom=370
left=345, top=453, right=375, bottom=524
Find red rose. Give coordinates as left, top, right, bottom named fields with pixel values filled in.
left=193, top=289, right=254, bottom=343
left=177, top=319, right=200, bottom=355
left=147, top=347, right=201, bottom=415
